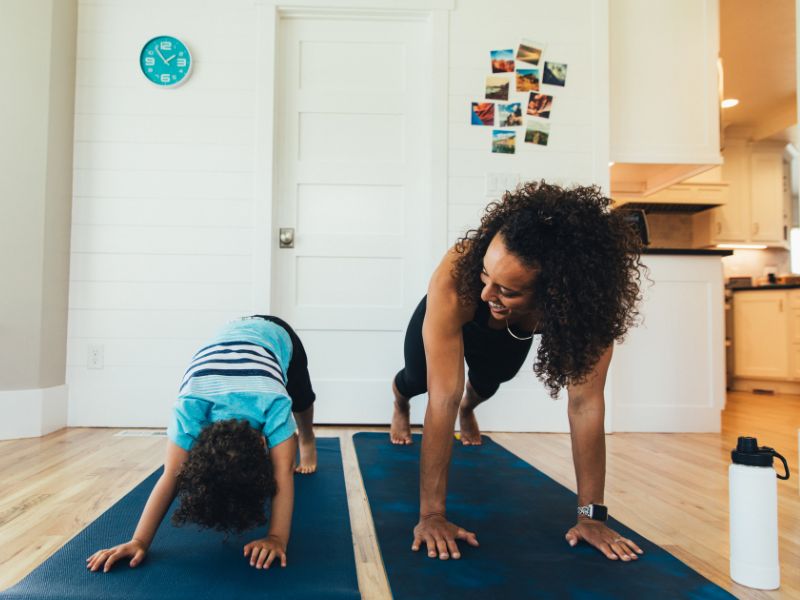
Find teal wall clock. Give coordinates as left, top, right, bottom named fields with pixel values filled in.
left=140, top=36, right=192, bottom=87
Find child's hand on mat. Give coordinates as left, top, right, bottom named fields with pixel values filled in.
left=86, top=539, right=147, bottom=572
left=565, top=520, right=643, bottom=562
left=244, top=535, right=287, bottom=569
left=412, top=514, right=479, bottom=560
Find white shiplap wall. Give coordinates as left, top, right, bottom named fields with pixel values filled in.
left=444, top=0, right=610, bottom=432
left=446, top=0, right=609, bottom=243
left=67, top=0, right=261, bottom=426
left=67, top=0, right=609, bottom=428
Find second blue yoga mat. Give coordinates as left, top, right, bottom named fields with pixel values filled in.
left=353, top=432, right=735, bottom=600
left=1, top=437, right=360, bottom=600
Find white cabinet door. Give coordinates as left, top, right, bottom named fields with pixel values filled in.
left=712, top=142, right=749, bottom=242
left=609, top=0, right=720, bottom=164
left=790, top=310, right=800, bottom=379
left=749, top=151, right=786, bottom=244
left=696, top=142, right=788, bottom=247
left=789, top=292, right=800, bottom=379
left=733, top=291, right=789, bottom=378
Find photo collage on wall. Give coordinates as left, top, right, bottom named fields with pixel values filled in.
left=470, top=39, right=567, bottom=154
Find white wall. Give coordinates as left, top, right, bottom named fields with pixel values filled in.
left=1, top=0, right=77, bottom=438
left=722, top=248, right=792, bottom=279
left=67, top=0, right=609, bottom=427
left=446, top=0, right=609, bottom=244
left=67, top=0, right=260, bottom=426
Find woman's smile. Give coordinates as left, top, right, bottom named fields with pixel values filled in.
left=488, top=300, right=510, bottom=316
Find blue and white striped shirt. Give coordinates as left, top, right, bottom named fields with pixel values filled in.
left=167, top=318, right=297, bottom=451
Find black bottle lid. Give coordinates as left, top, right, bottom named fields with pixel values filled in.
left=731, top=436, right=791, bottom=480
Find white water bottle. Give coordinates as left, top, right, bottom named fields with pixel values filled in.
left=729, top=436, right=790, bottom=589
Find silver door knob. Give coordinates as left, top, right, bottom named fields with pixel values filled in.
left=279, top=228, right=295, bottom=248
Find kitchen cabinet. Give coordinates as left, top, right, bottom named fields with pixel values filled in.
left=732, top=289, right=800, bottom=386
left=609, top=0, right=721, bottom=197
left=610, top=253, right=726, bottom=432
left=701, top=143, right=750, bottom=242
left=749, top=149, right=787, bottom=243
left=695, top=141, right=790, bottom=247
left=791, top=293, right=800, bottom=378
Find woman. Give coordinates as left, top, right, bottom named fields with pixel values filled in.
left=389, top=181, right=645, bottom=563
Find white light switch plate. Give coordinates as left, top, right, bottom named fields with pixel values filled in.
left=486, top=172, right=520, bottom=196
left=485, top=173, right=499, bottom=196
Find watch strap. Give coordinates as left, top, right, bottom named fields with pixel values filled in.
left=577, top=503, right=608, bottom=521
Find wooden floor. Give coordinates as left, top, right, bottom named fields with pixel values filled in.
left=1, top=391, right=798, bottom=599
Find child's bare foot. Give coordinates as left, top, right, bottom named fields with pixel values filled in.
left=390, top=382, right=412, bottom=445
left=295, top=436, right=317, bottom=474
left=458, top=405, right=482, bottom=445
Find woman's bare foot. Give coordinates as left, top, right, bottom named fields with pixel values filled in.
left=295, top=435, right=317, bottom=474
left=458, top=405, right=482, bottom=445
left=390, top=382, right=412, bottom=445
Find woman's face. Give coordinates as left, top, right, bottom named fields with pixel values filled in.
left=479, top=233, right=539, bottom=321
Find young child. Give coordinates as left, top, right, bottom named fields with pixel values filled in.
left=86, top=315, right=317, bottom=572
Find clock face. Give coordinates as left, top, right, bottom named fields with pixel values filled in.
left=140, top=36, right=192, bottom=87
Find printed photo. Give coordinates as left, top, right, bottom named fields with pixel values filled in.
left=527, top=92, right=554, bottom=119
left=485, top=75, right=510, bottom=101
left=516, top=40, right=544, bottom=65
left=515, top=69, right=540, bottom=92
left=524, top=121, right=550, bottom=146
left=543, top=61, right=567, bottom=86
left=492, top=130, right=516, bottom=154
left=471, top=102, right=495, bottom=126
left=491, top=49, right=515, bottom=73
left=498, top=102, right=523, bottom=127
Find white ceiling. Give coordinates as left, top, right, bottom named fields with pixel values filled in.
left=720, top=0, right=797, bottom=142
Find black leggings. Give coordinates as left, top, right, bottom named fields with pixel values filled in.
left=393, top=296, right=533, bottom=401
left=252, top=315, right=316, bottom=413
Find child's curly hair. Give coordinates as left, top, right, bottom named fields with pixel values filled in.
left=453, top=180, right=644, bottom=398
left=172, top=419, right=276, bottom=533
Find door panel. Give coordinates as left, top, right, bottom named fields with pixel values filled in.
left=733, top=292, right=789, bottom=378
left=274, top=15, right=431, bottom=423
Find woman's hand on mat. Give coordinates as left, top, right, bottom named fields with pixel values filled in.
left=244, top=535, right=287, bottom=569
left=86, top=539, right=147, bottom=572
left=412, top=514, right=479, bottom=560
left=565, top=520, right=643, bottom=562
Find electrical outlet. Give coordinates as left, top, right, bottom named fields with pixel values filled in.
left=87, top=344, right=104, bottom=369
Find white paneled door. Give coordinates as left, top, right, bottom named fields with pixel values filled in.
left=273, top=13, right=433, bottom=423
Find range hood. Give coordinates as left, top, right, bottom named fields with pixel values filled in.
left=612, top=181, right=729, bottom=213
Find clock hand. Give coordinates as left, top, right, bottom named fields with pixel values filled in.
left=165, top=54, right=177, bottom=64
left=155, top=48, right=167, bottom=63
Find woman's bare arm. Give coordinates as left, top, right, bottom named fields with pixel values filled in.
left=413, top=248, right=479, bottom=560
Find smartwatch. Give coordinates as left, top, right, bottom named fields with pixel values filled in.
left=577, top=503, right=608, bottom=522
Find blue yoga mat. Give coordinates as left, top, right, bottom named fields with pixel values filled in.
left=353, top=432, right=735, bottom=600
left=1, top=438, right=360, bottom=600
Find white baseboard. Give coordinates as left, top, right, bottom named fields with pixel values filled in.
left=0, top=385, right=68, bottom=440
left=612, top=405, right=722, bottom=433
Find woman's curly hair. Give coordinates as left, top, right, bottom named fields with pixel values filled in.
left=172, top=419, right=276, bottom=533
left=453, top=180, right=644, bottom=398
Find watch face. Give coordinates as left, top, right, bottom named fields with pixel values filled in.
left=140, top=36, right=192, bottom=87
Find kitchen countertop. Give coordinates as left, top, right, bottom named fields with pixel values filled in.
left=643, top=247, right=733, bottom=257
left=730, top=284, right=800, bottom=291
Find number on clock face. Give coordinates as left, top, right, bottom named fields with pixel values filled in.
left=139, top=36, right=192, bottom=87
